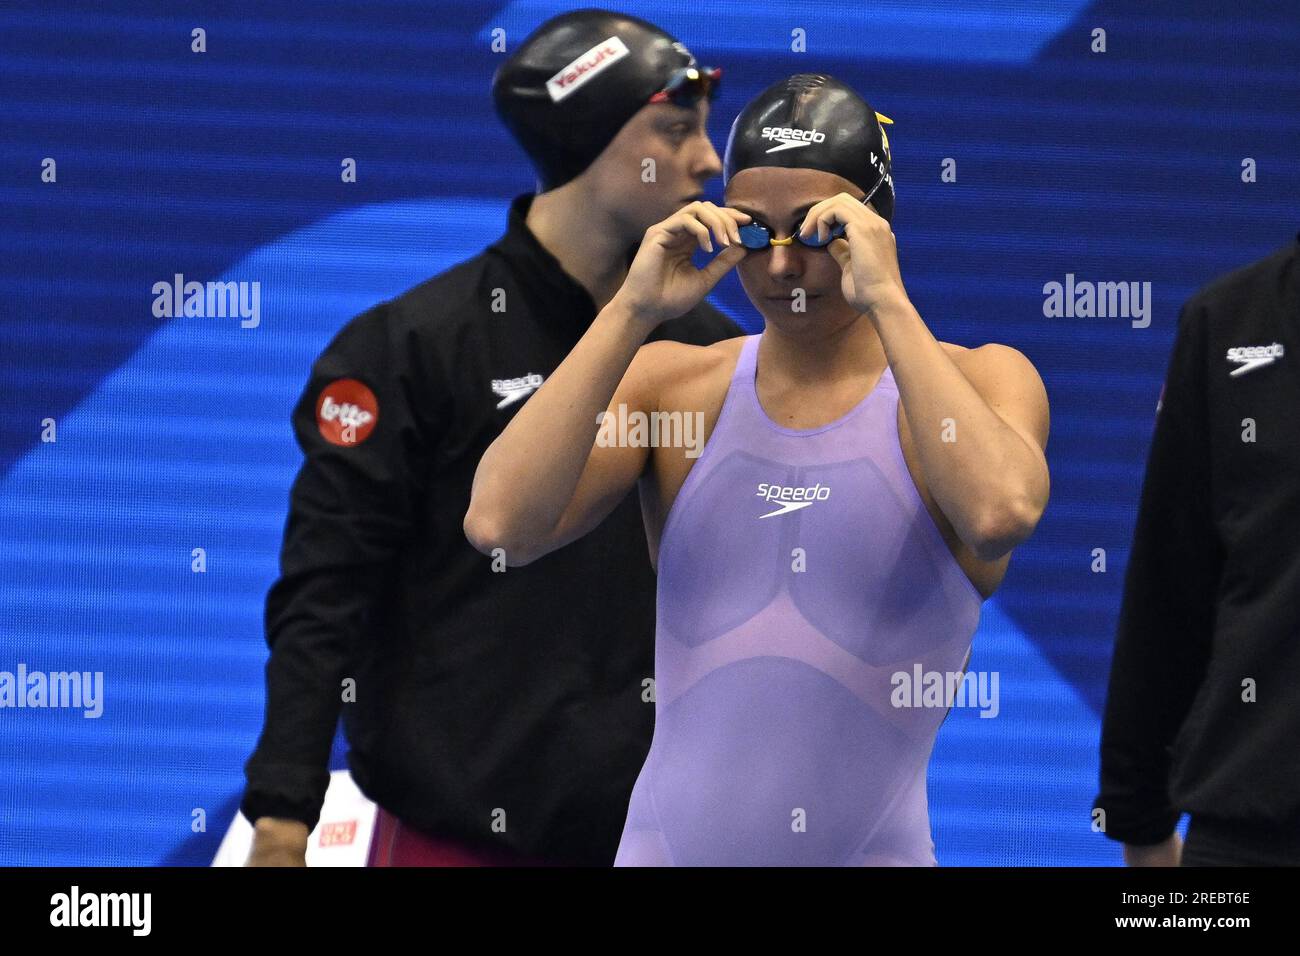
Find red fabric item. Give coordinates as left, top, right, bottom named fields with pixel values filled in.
left=366, top=806, right=558, bottom=867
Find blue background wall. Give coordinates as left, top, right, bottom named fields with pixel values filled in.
left=1, top=0, right=1297, bottom=865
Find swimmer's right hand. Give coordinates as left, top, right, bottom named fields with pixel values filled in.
left=245, top=817, right=309, bottom=867
left=611, top=201, right=751, bottom=329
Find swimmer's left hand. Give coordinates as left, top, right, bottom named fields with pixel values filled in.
left=798, top=193, right=905, bottom=315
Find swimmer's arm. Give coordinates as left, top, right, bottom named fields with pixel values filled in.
left=870, top=296, right=1050, bottom=560
left=957, top=345, right=1050, bottom=556
left=464, top=301, right=661, bottom=566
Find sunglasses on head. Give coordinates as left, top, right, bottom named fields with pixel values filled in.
left=648, top=65, right=722, bottom=108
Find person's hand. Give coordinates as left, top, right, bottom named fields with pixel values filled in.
left=1123, top=831, right=1183, bottom=867
left=244, top=817, right=310, bottom=867
left=611, top=201, right=750, bottom=331
left=799, top=193, right=905, bottom=314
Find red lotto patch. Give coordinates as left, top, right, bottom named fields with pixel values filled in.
left=316, top=378, right=379, bottom=446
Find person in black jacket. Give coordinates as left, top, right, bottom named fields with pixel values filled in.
left=242, top=9, right=741, bottom=866
left=1094, top=235, right=1300, bottom=866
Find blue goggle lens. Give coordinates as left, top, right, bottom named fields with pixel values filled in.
left=735, top=221, right=847, bottom=250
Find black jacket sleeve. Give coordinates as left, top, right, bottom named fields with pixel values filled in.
left=240, top=302, right=444, bottom=830
left=1094, top=298, right=1223, bottom=845
left=651, top=300, right=744, bottom=346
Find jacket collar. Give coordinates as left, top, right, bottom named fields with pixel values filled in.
left=489, top=193, right=598, bottom=336
left=489, top=193, right=646, bottom=338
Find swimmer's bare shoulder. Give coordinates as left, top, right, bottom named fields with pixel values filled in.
left=914, top=340, right=1049, bottom=434
left=941, top=339, right=1051, bottom=455
left=629, top=334, right=748, bottom=417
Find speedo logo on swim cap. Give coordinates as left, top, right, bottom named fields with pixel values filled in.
left=755, top=481, right=831, bottom=518
left=546, top=36, right=630, bottom=103
left=761, top=126, right=825, bottom=154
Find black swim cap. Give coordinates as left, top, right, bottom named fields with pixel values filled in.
left=492, top=9, right=716, bottom=192
left=724, top=74, right=895, bottom=223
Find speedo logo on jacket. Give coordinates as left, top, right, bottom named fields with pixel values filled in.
left=755, top=481, right=831, bottom=518
left=492, top=372, right=544, bottom=409
left=1226, top=342, right=1284, bottom=377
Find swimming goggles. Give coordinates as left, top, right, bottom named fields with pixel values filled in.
left=736, top=187, right=884, bottom=250
left=649, top=64, right=722, bottom=107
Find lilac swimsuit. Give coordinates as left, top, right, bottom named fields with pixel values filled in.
left=613, top=333, right=984, bottom=866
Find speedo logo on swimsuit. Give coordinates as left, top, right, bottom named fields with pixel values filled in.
left=546, top=36, right=630, bottom=102
left=492, top=372, right=544, bottom=410
left=761, top=126, right=825, bottom=153
left=755, top=481, right=830, bottom=518
left=1226, top=342, right=1284, bottom=377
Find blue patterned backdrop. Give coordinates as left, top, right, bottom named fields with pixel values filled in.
left=1, top=0, right=1297, bottom=865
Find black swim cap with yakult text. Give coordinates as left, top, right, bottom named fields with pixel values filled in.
left=724, top=74, right=895, bottom=223
left=492, top=9, right=719, bottom=192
